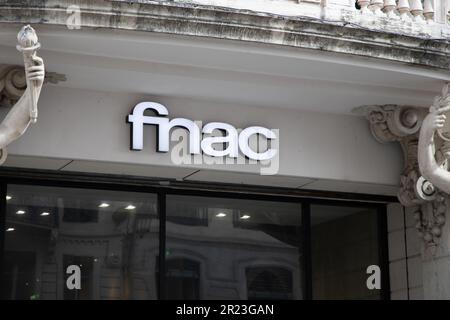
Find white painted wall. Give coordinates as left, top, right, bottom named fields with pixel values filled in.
left=0, top=85, right=402, bottom=192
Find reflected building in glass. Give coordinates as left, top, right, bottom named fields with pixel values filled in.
left=1, top=185, right=384, bottom=300
left=164, top=196, right=303, bottom=300
left=2, top=186, right=159, bottom=300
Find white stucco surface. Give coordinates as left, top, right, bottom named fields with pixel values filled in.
left=0, top=85, right=402, bottom=193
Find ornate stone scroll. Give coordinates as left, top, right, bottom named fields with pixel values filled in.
left=365, top=104, right=447, bottom=251
left=0, top=65, right=66, bottom=108
left=366, top=105, right=428, bottom=206
left=365, top=88, right=450, bottom=252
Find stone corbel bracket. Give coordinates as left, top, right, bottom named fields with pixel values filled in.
left=365, top=104, right=446, bottom=251
left=365, top=104, right=428, bottom=206
left=0, top=64, right=66, bottom=108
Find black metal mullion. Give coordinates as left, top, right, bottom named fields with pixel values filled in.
left=0, top=180, right=7, bottom=297
left=378, top=205, right=391, bottom=300
left=302, top=202, right=312, bottom=300
left=158, top=192, right=166, bottom=300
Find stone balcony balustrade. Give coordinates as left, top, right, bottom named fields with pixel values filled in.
left=353, top=0, right=444, bottom=36
left=183, top=0, right=449, bottom=38
left=358, top=0, right=434, bottom=21
left=2, top=0, right=450, bottom=71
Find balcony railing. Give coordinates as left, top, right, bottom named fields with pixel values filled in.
left=182, top=0, right=449, bottom=37
left=356, top=0, right=435, bottom=21
left=353, top=0, right=448, bottom=37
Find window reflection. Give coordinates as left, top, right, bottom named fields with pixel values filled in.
left=165, top=258, right=200, bottom=300
left=0, top=184, right=386, bottom=300
left=247, top=267, right=293, bottom=300
left=1, top=185, right=158, bottom=300
left=311, top=205, right=381, bottom=300
left=165, top=195, right=303, bottom=300
left=63, top=255, right=94, bottom=300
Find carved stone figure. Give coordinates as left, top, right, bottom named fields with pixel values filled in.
left=365, top=103, right=448, bottom=250
left=418, top=86, right=450, bottom=194
left=0, top=25, right=45, bottom=164
left=415, top=84, right=450, bottom=250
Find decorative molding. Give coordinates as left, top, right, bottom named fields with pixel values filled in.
left=1, top=1, right=450, bottom=70
left=413, top=193, right=446, bottom=252
left=0, top=65, right=66, bottom=108
left=366, top=105, right=428, bottom=206
left=366, top=103, right=447, bottom=252
left=0, top=65, right=26, bottom=108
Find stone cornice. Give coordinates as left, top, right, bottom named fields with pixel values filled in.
left=1, top=1, right=450, bottom=70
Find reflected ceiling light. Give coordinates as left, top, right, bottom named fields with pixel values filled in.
left=6, top=195, right=12, bottom=201
left=216, top=213, right=227, bottom=218
left=240, top=214, right=251, bottom=220
left=40, top=212, right=50, bottom=216
left=16, top=210, right=25, bottom=215
left=6, top=227, right=15, bottom=232
left=125, top=205, right=136, bottom=210
left=98, top=203, right=110, bottom=208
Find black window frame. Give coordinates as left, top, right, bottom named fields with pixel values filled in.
left=0, top=167, right=392, bottom=300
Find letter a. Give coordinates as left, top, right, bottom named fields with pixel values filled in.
left=366, top=265, right=381, bottom=290
left=66, top=265, right=81, bottom=290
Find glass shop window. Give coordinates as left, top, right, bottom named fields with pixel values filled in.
left=166, top=203, right=208, bottom=226
left=62, top=208, right=98, bottom=223
left=1, top=185, right=158, bottom=300
left=63, top=255, right=94, bottom=300
left=165, top=258, right=200, bottom=300
left=165, top=195, right=303, bottom=300
left=311, top=204, right=381, bottom=300
left=246, top=267, right=293, bottom=300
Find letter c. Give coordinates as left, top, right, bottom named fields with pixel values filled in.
left=238, top=126, right=277, bottom=161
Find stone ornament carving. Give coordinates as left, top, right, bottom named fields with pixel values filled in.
left=0, top=26, right=46, bottom=165
left=415, top=84, right=450, bottom=250
left=366, top=105, right=428, bottom=206
left=418, top=84, right=450, bottom=196
left=0, top=65, right=66, bottom=108
left=367, top=105, right=424, bottom=142
left=0, top=66, right=26, bottom=108
left=366, top=102, right=449, bottom=252
left=412, top=193, right=446, bottom=251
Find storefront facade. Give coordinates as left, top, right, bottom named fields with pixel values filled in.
left=1, top=0, right=450, bottom=300
left=0, top=172, right=390, bottom=300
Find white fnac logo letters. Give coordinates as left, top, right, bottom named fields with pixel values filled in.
left=127, top=102, right=278, bottom=161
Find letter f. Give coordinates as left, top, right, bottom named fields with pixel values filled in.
left=128, top=102, right=169, bottom=150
